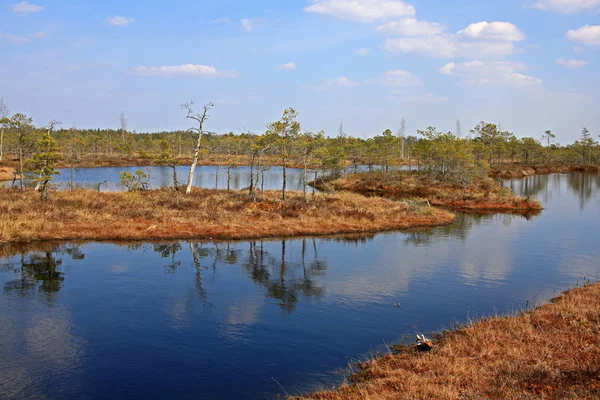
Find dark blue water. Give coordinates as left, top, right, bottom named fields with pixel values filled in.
left=1, top=172, right=599, bottom=400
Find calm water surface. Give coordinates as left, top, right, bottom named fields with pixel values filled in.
left=1, top=164, right=404, bottom=191
left=1, top=172, right=599, bottom=399
left=2, top=165, right=307, bottom=192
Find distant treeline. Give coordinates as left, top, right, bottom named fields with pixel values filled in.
left=1, top=100, right=599, bottom=194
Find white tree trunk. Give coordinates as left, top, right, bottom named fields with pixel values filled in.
left=186, top=132, right=203, bottom=194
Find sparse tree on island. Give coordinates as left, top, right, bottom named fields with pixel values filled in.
left=8, top=113, right=36, bottom=190
left=580, top=127, right=597, bottom=164
left=542, top=130, right=556, bottom=148
left=28, top=133, right=62, bottom=200
left=155, top=140, right=181, bottom=205
left=268, top=108, right=300, bottom=201
left=182, top=101, right=214, bottom=194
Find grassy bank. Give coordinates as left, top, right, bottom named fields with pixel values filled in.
left=492, top=164, right=600, bottom=179
left=0, top=188, right=455, bottom=243
left=302, top=281, right=600, bottom=400
left=316, top=171, right=543, bottom=212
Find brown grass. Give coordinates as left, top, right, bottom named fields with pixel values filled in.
left=0, top=188, right=455, bottom=244
left=320, top=171, right=543, bottom=212
left=492, top=164, right=600, bottom=179
left=0, top=166, right=15, bottom=181
left=301, top=281, right=600, bottom=400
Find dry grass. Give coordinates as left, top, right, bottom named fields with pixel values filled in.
left=0, top=188, right=455, bottom=243
left=0, top=166, right=15, bottom=181
left=321, top=171, right=543, bottom=212
left=301, top=281, right=600, bottom=400
left=492, top=164, right=600, bottom=179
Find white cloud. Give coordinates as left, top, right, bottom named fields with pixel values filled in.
left=555, top=58, right=589, bottom=67
left=457, top=21, right=525, bottom=42
left=134, top=64, right=238, bottom=78
left=12, top=1, right=44, bottom=13
left=376, top=18, right=444, bottom=36
left=241, top=18, right=254, bottom=32
left=278, top=62, right=298, bottom=70
left=384, top=34, right=516, bottom=59
left=356, top=47, right=371, bottom=55
left=440, top=60, right=542, bottom=87
left=0, top=30, right=46, bottom=44
left=377, top=69, right=422, bottom=87
left=326, top=76, right=359, bottom=87
left=213, top=17, right=231, bottom=24
left=380, top=19, right=525, bottom=59
left=567, top=25, right=600, bottom=46
left=530, top=0, right=600, bottom=13
left=574, top=45, right=583, bottom=53
left=304, top=0, right=415, bottom=23
left=107, top=16, right=134, bottom=27
left=30, top=31, right=46, bottom=39
left=387, top=92, right=448, bottom=103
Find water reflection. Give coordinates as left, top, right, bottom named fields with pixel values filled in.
left=0, top=173, right=599, bottom=400
left=506, top=172, right=600, bottom=210
left=3, top=248, right=73, bottom=297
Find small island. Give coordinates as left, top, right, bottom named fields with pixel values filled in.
left=0, top=188, right=456, bottom=244
left=314, top=170, right=543, bottom=212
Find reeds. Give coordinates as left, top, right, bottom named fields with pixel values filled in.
left=0, top=166, right=15, bottom=181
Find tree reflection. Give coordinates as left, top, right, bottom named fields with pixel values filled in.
left=403, top=210, right=539, bottom=247
left=3, top=245, right=85, bottom=298
left=566, top=172, right=600, bottom=210
left=240, top=239, right=327, bottom=313
left=154, top=242, right=182, bottom=273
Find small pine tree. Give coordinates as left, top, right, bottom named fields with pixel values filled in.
left=29, top=134, right=61, bottom=200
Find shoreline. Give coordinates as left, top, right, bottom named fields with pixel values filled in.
left=301, top=280, right=600, bottom=399
left=0, top=188, right=456, bottom=244
left=492, top=164, right=600, bottom=179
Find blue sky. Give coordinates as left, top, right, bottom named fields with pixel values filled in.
left=0, top=0, right=599, bottom=142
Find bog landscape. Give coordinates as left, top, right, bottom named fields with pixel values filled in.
left=1, top=1, right=599, bottom=399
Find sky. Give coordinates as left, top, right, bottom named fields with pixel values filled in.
left=0, top=0, right=599, bottom=142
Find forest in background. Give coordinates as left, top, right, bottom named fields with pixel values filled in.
left=1, top=97, right=599, bottom=197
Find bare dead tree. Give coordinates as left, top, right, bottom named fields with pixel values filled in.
left=398, top=117, right=406, bottom=161
left=456, top=118, right=462, bottom=138
left=119, top=110, right=128, bottom=143
left=0, top=98, right=9, bottom=163
left=46, top=119, right=62, bottom=136
left=182, top=101, right=214, bottom=194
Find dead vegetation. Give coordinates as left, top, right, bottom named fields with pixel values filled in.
left=0, top=188, right=455, bottom=243
left=302, top=281, right=600, bottom=400
left=318, top=171, right=543, bottom=212
left=0, top=166, right=14, bottom=181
